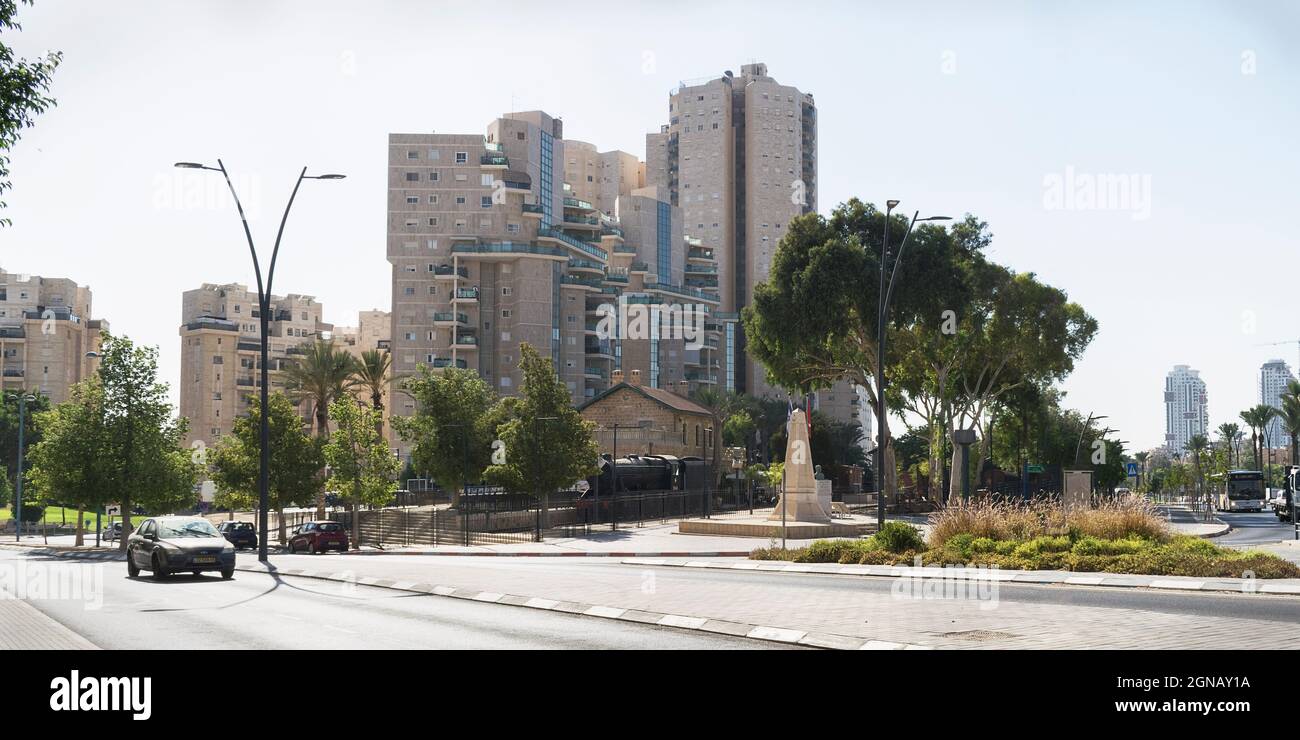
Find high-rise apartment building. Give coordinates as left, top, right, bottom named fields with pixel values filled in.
left=1259, top=358, right=1295, bottom=448
left=178, top=283, right=332, bottom=448
left=387, top=112, right=725, bottom=462
left=0, top=267, right=108, bottom=404
left=1164, top=364, right=1208, bottom=454
left=646, top=62, right=857, bottom=424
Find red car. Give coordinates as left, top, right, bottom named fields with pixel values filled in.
left=286, top=521, right=349, bottom=554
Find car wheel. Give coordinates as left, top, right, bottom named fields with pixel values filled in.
left=221, top=568, right=234, bottom=580
left=287, top=541, right=296, bottom=554
left=151, top=554, right=169, bottom=580
left=127, top=556, right=139, bottom=578
left=191, top=570, right=202, bottom=577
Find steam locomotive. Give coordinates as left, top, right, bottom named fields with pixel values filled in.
left=581, top=454, right=710, bottom=500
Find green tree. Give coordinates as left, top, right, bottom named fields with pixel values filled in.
left=394, top=365, right=496, bottom=505
left=1185, top=434, right=1210, bottom=515
left=722, top=410, right=756, bottom=448
left=25, top=380, right=110, bottom=545
left=484, top=343, right=598, bottom=528
left=1279, top=380, right=1300, bottom=467
left=1, top=388, right=48, bottom=496
left=324, top=398, right=400, bottom=548
left=282, top=338, right=357, bottom=516
left=208, top=392, right=324, bottom=544
left=1, top=0, right=62, bottom=226
left=97, top=333, right=200, bottom=548
left=1216, top=422, right=1241, bottom=467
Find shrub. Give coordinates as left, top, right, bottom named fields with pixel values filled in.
left=1013, top=535, right=1071, bottom=557
left=796, top=539, right=864, bottom=563
left=874, top=521, right=925, bottom=554
left=1071, top=535, right=1150, bottom=557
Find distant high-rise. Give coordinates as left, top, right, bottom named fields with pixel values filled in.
left=1259, top=358, right=1295, bottom=448
left=646, top=62, right=856, bottom=424
left=1164, top=364, right=1208, bottom=454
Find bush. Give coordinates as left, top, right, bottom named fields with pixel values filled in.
left=1071, top=535, right=1150, bottom=557
left=926, top=495, right=1169, bottom=549
left=873, top=521, right=925, bottom=554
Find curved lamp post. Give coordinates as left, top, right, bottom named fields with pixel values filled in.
left=174, top=161, right=344, bottom=561
left=874, top=202, right=951, bottom=530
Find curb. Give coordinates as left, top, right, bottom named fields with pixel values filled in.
left=619, top=558, right=1300, bottom=596
left=331, top=549, right=752, bottom=558
left=231, top=562, right=930, bottom=651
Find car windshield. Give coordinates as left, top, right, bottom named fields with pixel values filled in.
left=233, top=523, right=253, bottom=531
left=157, top=519, right=220, bottom=538
left=319, top=523, right=342, bottom=532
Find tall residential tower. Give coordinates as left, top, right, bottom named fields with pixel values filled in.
left=1164, top=364, right=1208, bottom=454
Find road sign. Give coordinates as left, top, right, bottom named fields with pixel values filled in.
left=105, top=505, right=121, bottom=517
left=1026, top=464, right=1044, bottom=474
left=1125, top=462, right=1139, bottom=476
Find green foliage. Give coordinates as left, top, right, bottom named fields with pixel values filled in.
left=1, top=389, right=48, bottom=495
left=395, top=365, right=496, bottom=500
left=1, top=0, right=63, bottom=226
left=323, top=398, right=400, bottom=510
left=722, top=410, right=756, bottom=448
left=485, top=343, right=599, bottom=507
left=27, top=380, right=113, bottom=516
left=282, top=339, right=358, bottom=437
left=208, top=392, right=324, bottom=516
left=873, top=521, right=925, bottom=553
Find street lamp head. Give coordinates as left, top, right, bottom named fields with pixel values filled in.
left=919, top=215, right=954, bottom=222
left=85, top=351, right=100, bottom=358
left=310, top=173, right=347, bottom=180
left=174, top=161, right=210, bottom=170
left=886, top=199, right=900, bottom=210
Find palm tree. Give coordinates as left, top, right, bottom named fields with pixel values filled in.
left=1185, top=434, right=1210, bottom=517
left=1216, top=422, right=1240, bottom=467
left=1134, top=450, right=1150, bottom=494
left=1240, top=406, right=1273, bottom=472
left=351, top=348, right=392, bottom=438
left=282, top=339, right=358, bottom=516
left=1279, top=380, right=1300, bottom=468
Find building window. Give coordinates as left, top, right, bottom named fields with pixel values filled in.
left=407, top=151, right=419, bottom=160
left=481, top=196, right=493, bottom=208
left=405, top=173, right=419, bottom=182
left=455, top=152, right=468, bottom=163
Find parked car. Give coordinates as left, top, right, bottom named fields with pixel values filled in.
left=126, top=516, right=236, bottom=580
left=217, top=521, right=258, bottom=549
left=287, top=520, right=349, bottom=554
left=101, top=521, right=123, bottom=542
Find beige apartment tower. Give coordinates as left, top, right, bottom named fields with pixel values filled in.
left=177, top=283, right=332, bottom=449
left=646, top=62, right=857, bottom=424
left=0, top=268, right=108, bottom=405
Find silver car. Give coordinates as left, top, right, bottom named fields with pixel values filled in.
left=126, top=516, right=236, bottom=580
left=102, top=521, right=123, bottom=542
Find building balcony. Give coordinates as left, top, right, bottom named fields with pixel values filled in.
left=431, top=264, right=469, bottom=279
left=451, top=333, right=478, bottom=349
left=583, top=367, right=607, bottom=380
left=537, top=228, right=608, bottom=262
left=451, top=287, right=480, bottom=304
left=521, top=203, right=544, bottom=218
left=614, top=244, right=638, bottom=254
left=567, top=258, right=605, bottom=276
left=450, top=242, right=566, bottom=260
left=480, top=153, right=509, bottom=169
left=561, top=275, right=603, bottom=291
left=687, top=247, right=715, bottom=263
left=685, top=264, right=717, bottom=274
left=0, top=326, right=25, bottom=339
left=2, top=368, right=24, bottom=378
left=563, top=196, right=596, bottom=212
left=236, top=377, right=255, bottom=387
left=433, top=311, right=469, bottom=327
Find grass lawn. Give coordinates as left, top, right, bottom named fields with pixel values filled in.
left=1, top=506, right=147, bottom=528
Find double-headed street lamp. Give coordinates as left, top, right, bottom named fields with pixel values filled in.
left=6, top=392, right=37, bottom=542
left=175, top=160, right=344, bottom=561
left=874, top=201, right=951, bottom=530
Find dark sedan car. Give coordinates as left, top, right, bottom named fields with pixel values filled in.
left=287, top=520, right=349, bottom=554
left=217, top=521, right=258, bottom=549
left=127, top=516, right=236, bottom=580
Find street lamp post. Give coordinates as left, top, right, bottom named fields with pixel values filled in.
left=873, top=202, right=951, bottom=530
left=6, top=392, right=36, bottom=542
left=175, top=161, right=344, bottom=562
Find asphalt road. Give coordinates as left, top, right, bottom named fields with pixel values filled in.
left=0, top=550, right=786, bottom=650
left=1218, top=510, right=1299, bottom=546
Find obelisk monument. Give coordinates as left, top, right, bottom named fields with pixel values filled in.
left=768, top=408, right=831, bottom=523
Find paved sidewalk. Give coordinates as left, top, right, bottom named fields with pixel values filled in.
left=0, top=580, right=99, bottom=650
left=624, top=558, right=1300, bottom=595
left=231, top=552, right=1299, bottom=650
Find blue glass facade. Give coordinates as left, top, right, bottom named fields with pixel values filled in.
left=656, top=200, right=672, bottom=282
left=539, top=130, right=554, bottom=228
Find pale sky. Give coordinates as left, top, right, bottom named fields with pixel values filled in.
left=3, top=0, right=1298, bottom=450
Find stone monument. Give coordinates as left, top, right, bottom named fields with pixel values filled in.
left=768, top=408, right=830, bottom=523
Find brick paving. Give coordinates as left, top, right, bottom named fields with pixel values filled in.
left=237, top=554, right=1300, bottom=649
left=0, top=598, right=98, bottom=649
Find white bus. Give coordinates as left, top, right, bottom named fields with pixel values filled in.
left=1217, top=469, right=1266, bottom=512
